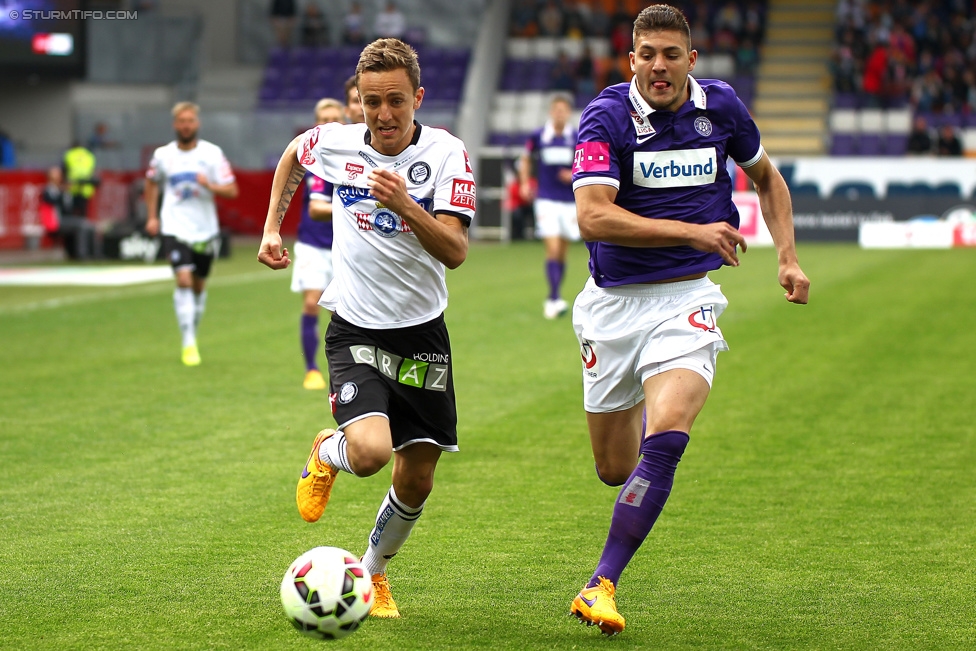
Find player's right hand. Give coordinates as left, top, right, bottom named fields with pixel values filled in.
left=257, top=232, right=290, bottom=270
left=690, top=222, right=747, bottom=266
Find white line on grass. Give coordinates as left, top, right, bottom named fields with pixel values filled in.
left=0, top=271, right=283, bottom=315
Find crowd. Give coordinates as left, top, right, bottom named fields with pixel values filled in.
left=510, top=1, right=766, bottom=98
left=270, top=0, right=412, bottom=48
left=831, top=0, right=976, bottom=116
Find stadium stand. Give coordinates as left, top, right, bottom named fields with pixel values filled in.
left=828, top=0, right=976, bottom=157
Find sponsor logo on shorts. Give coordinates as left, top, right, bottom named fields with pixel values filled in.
left=449, top=179, right=476, bottom=209
left=619, top=476, right=651, bottom=507
left=633, top=148, right=716, bottom=188
left=688, top=306, right=717, bottom=332
left=580, top=339, right=598, bottom=377
left=300, top=127, right=319, bottom=165
left=338, top=381, right=358, bottom=404
left=407, top=162, right=430, bottom=184
left=350, top=344, right=449, bottom=391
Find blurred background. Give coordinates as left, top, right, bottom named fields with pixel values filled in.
left=1, top=0, right=974, bottom=254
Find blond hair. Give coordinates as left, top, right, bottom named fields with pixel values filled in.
left=171, top=101, right=200, bottom=118
left=355, top=38, right=421, bottom=91
left=314, top=97, right=343, bottom=119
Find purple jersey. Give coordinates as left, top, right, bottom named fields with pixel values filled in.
left=572, top=76, right=763, bottom=286
left=525, top=122, right=577, bottom=203
left=297, top=173, right=334, bottom=249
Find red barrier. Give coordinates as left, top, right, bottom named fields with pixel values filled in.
left=0, top=169, right=299, bottom=250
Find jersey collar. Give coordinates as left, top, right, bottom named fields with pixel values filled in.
left=541, top=119, right=574, bottom=144
left=628, top=74, right=706, bottom=117
left=363, top=120, right=423, bottom=152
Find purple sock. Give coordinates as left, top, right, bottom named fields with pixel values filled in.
left=545, top=260, right=564, bottom=300
left=587, top=430, right=689, bottom=588
left=301, top=314, right=319, bottom=371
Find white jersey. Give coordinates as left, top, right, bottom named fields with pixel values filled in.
left=297, top=122, right=476, bottom=329
left=146, top=139, right=235, bottom=243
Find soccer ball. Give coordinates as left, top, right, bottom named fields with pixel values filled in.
left=280, top=546, right=373, bottom=639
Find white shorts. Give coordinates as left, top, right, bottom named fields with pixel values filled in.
left=572, top=276, right=729, bottom=413
left=290, top=240, right=334, bottom=293
left=534, top=198, right=580, bottom=241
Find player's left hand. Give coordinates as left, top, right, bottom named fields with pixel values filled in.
left=367, top=169, right=412, bottom=215
left=196, top=172, right=211, bottom=191
left=779, top=262, right=810, bottom=304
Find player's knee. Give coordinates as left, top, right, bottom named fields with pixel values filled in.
left=594, top=461, right=629, bottom=486
left=347, top=439, right=392, bottom=477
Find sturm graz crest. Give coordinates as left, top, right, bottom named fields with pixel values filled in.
left=371, top=209, right=402, bottom=238
left=338, top=382, right=358, bottom=404
left=407, top=162, right=431, bottom=184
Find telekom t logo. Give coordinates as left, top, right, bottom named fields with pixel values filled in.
left=574, top=142, right=611, bottom=173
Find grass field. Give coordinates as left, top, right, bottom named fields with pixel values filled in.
left=1, top=240, right=974, bottom=650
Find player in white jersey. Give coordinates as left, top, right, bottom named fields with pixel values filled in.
left=145, top=102, right=238, bottom=366
left=257, top=38, right=476, bottom=620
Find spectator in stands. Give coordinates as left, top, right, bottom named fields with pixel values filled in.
left=936, top=124, right=963, bottom=157
left=576, top=43, right=597, bottom=101
left=736, top=37, right=759, bottom=76
left=343, top=1, right=366, bottom=45
left=270, top=0, right=296, bottom=48
left=905, top=115, right=933, bottom=155
left=87, top=122, right=118, bottom=151
left=550, top=51, right=577, bottom=93
left=538, top=0, right=565, bottom=37
left=510, top=0, right=539, bottom=37
left=588, top=1, right=612, bottom=38
left=0, top=127, right=14, bottom=168
left=564, top=0, right=587, bottom=40
left=374, top=1, right=406, bottom=40
left=300, top=2, right=330, bottom=47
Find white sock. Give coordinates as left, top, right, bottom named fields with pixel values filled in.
left=318, top=430, right=356, bottom=475
left=193, top=290, right=207, bottom=329
left=173, top=287, right=196, bottom=348
left=361, top=486, right=424, bottom=576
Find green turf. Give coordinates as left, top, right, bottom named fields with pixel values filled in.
left=1, top=241, right=974, bottom=650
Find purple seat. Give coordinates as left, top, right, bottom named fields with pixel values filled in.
left=885, top=134, right=908, bottom=155
left=858, top=134, right=884, bottom=156
left=268, top=47, right=289, bottom=67
left=488, top=132, right=513, bottom=146
left=834, top=92, right=858, bottom=109
left=830, top=133, right=857, bottom=156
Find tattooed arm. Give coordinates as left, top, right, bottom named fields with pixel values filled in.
left=257, top=135, right=305, bottom=270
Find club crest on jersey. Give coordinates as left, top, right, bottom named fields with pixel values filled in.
left=300, top=127, right=319, bottom=165
left=371, top=209, right=403, bottom=238
left=688, top=306, right=718, bottom=332
left=345, top=162, right=364, bottom=180
left=694, top=116, right=713, bottom=137
left=407, top=162, right=431, bottom=184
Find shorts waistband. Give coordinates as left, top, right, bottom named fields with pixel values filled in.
left=586, top=275, right=714, bottom=297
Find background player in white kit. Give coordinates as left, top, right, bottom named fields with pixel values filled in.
left=145, top=102, right=238, bottom=366
left=568, top=5, right=810, bottom=635
left=257, top=38, right=475, bottom=620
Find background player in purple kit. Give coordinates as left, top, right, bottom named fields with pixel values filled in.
left=568, top=4, right=810, bottom=636
left=518, top=93, right=579, bottom=319
left=293, top=98, right=344, bottom=390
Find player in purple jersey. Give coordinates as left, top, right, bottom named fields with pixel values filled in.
left=293, top=98, right=343, bottom=390
left=568, top=5, right=810, bottom=636
left=518, top=93, right=580, bottom=319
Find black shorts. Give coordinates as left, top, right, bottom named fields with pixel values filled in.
left=325, top=313, right=458, bottom=452
left=163, top=236, right=217, bottom=278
